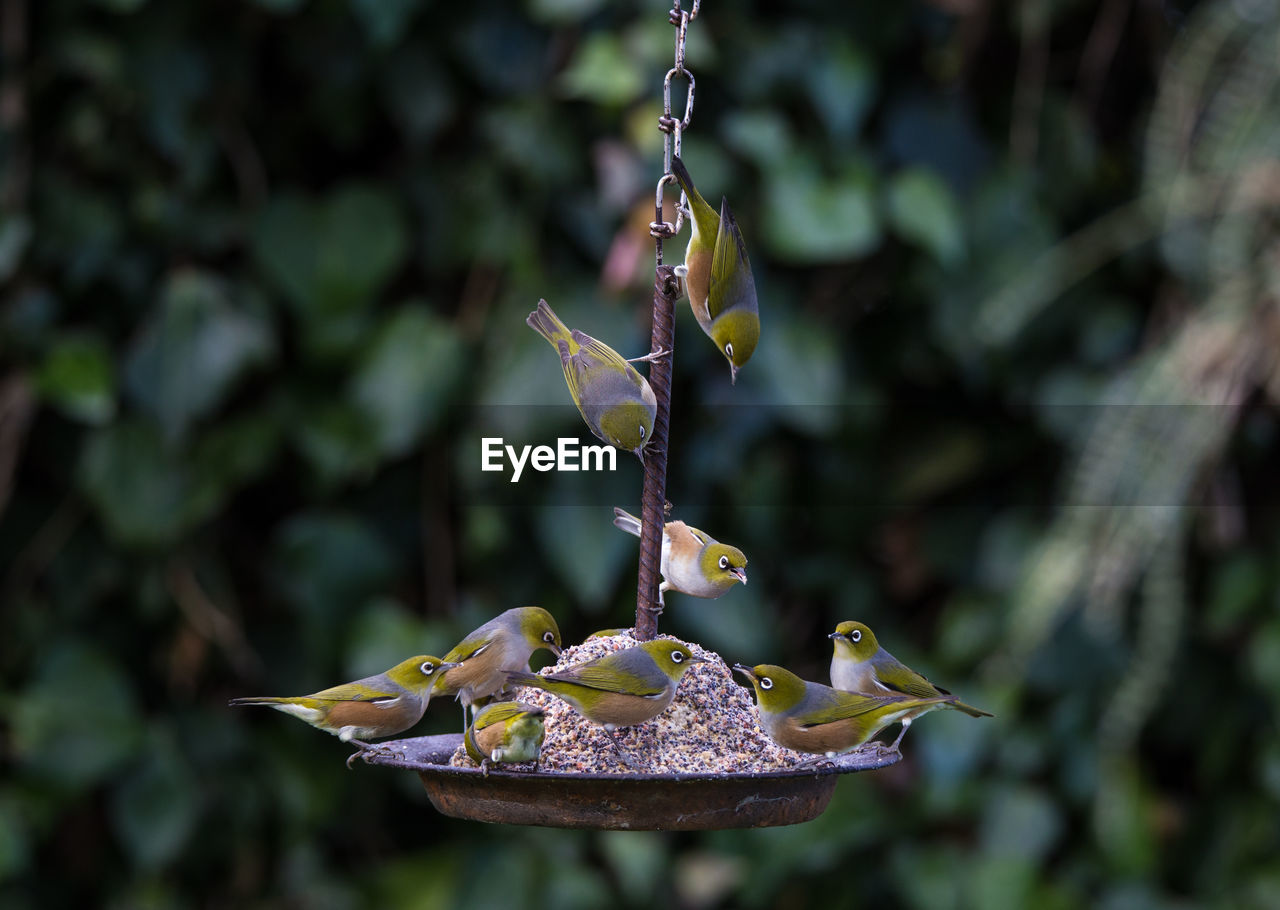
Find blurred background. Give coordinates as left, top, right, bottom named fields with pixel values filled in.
left=4, top=0, right=1280, bottom=906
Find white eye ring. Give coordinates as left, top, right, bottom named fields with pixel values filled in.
left=543, top=631, right=556, bottom=643
left=851, top=630, right=862, bottom=642
left=725, top=342, right=734, bottom=358
left=718, top=555, right=729, bottom=570
left=760, top=677, right=773, bottom=690
left=421, top=662, right=435, bottom=675
left=672, top=651, right=684, bottom=663
left=639, top=425, right=646, bottom=438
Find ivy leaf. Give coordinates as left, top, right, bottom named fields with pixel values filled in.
left=125, top=270, right=274, bottom=440
left=887, top=168, right=965, bottom=267
left=35, top=333, right=116, bottom=425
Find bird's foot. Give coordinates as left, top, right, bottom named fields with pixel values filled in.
left=795, top=754, right=837, bottom=771
left=627, top=346, right=671, bottom=364
left=346, top=743, right=404, bottom=769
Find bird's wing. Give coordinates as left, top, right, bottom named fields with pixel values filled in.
left=548, top=649, right=667, bottom=697
left=871, top=652, right=952, bottom=699
left=474, top=700, right=536, bottom=731
left=708, top=199, right=758, bottom=321
left=306, top=680, right=398, bottom=703
left=795, top=685, right=930, bottom=728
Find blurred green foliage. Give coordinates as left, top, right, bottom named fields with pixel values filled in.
left=3, top=0, right=1280, bottom=907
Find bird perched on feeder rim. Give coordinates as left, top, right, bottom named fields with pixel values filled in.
left=506, top=639, right=705, bottom=769
left=670, top=155, right=760, bottom=383
left=464, top=701, right=547, bottom=776
left=229, top=654, right=459, bottom=766
left=828, top=620, right=993, bottom=750
left=733, top=663, right=951, bottom=763
left=612, top=507, right=747, bottom=610
left=526, top=298, right=659, bottom=460
left=433, top=606, right=563, bottom=731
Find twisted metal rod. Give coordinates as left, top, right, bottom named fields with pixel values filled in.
left=634, top=265, right=679, bottom=641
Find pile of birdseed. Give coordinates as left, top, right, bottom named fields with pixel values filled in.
left=448, top=631, right=808, bottom=774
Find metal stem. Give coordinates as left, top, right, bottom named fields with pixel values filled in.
left=635, top=265, right=679, bottom=641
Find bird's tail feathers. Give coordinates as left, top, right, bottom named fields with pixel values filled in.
left=612, top=507, right=642, bottom=538
left=953, top=700, right=994, bottom=718
left=526, top=298, right=570, bottom=345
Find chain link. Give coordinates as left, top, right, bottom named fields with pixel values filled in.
left=649, top=0, right=700, bottom=263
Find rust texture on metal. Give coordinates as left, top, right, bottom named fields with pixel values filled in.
left=634, top=265, right=679, bottom=642
left=364, top=734, right=901, bottom=830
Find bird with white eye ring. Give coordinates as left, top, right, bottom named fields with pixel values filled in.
left=229, top=654, right=461, bottom=766
left=432, top=607, right=563, bottom=733
left=506, top=639, right=706, bottom=769
left=734, top=663, right=952, bottom=763
left=828, top=621, right=992, bottom=750
left=611, top=507, right=747, bottom=611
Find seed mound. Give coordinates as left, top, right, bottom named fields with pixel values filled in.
left=448, top=631, right=807, bottom=774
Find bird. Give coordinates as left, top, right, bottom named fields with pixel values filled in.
left=526, top=298, right=658, bottom=460
left=506, top=639, right=705, bottom=768
left=828, top=621, right=993, bottom=750
left=464, top=701, right=547, bottom=776
left=670, top=155, right=760, bottom=383
left=733, top=663, right=951, bottom=761
left=229, top=654, right=459, bottom=765
left=433, top=607, right=563, bottom=730
left=611, top=507, right=747, bottom=610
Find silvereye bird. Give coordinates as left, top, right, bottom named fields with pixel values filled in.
left=526, top=299, right=657, bottom=459
left=612, top=507, right=747, bottom=610
left=828, top=621, right=993, bottom=749
left=670, top=155, right=760, bottom=383
left=733, top=663, right=951, bottom=760
left=464, top=700, right=546, bottom=776
left=229, top=655, right=459, bottom=765
left=434, top=606, right=563, bottom=730
left=506, top=639, right=706, bottom=768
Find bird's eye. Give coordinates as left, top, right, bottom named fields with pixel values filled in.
left=420, top=662, right=435, bottom=675
left=725, top=342, right=734, bottom=358
left=851, top=630, right=862, bottom=642
left=718, top=555, right=730, bottom=570
left=760, top=677, right=773, bottom=690
left=543, top=631, right=555, bottom=643
left=639, top=425, right=646, bottom=438
left=671, top=651, right=684, bottom=663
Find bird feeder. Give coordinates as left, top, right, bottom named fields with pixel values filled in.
left=370, top=2, right=901, bottom=827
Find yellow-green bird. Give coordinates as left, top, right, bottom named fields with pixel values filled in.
left=527, top=299, right=657, bottom=459
left=733, top=663, right=951, bottom=760
left=434, top=606, right=563, bottom=730
left=506, top=639, right=705, bottom=768
left=612, top=507, right=747, bottom=610
left=464, top=701, right=546, bottom=776
left=828, top=621, right=993, bottom=749
left=229, top=655, right=459, bottom=763
left=670, top=155, right=760, bottom=383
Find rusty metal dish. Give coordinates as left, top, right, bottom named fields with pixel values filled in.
left=362, top=734, right=902, bottom=830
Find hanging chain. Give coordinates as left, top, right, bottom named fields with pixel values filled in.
left=649, top=0, right=699, bottom=265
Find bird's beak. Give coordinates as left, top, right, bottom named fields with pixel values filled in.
left=548, top=643, right=563, bottom=657
left=731, top=663, right=756, bottom=681
left=827, top=632, right=843, bottom=641
left=729, top=567, right=748, bottom=585
left=441, top=661, right=463, bottom=671
left=729, top=362, right=739, bottom=385
left=633, top=447, right=645, bottom=463
left=689, top=655, right=710, bottom=664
